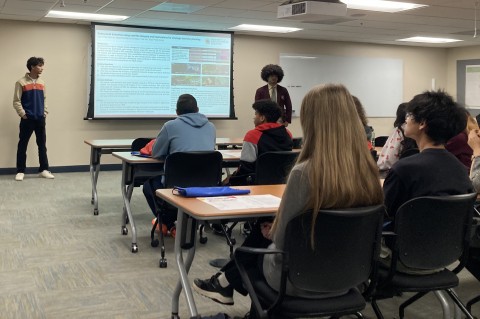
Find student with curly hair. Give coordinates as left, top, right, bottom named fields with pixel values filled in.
left=254, top=64, right=293, bottom=126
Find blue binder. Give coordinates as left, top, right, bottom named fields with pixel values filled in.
left=173, top=186, right=250, bottom=197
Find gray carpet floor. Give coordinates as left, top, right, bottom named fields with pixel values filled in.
left=0, top=170, right=479, bottom=319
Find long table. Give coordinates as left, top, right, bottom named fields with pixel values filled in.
left=156, top=185, right=285, bottom=318
left=111, top=150, right=243, bottom=253
left=84, top=138, right=243, bottom=215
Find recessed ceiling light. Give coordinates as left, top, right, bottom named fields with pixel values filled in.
left=46, top=10, right=129, bottom=22
left=229, top=24, right=302, bottom=33
left=341, top=0, right=427, bottom=13
left=397, top=36, right=462, bottom=44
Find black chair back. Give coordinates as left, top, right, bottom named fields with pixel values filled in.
left=255, top=151, right=298, bottom=185
left=292, top=137, right=303, bottom=149
left=374, top=136, right=389, bottom=147
left=164, top=151, right=223, bottom=188
left=394, top=193, right=477, bottom=270
left=285, top=205, right=384, bottom=294
left=131, top=137, right=153, bottom=151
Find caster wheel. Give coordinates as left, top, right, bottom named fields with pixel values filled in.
left=159, top=258, right=167, bottom=268
left=151, top=239, right=159, bottom=247
left=131, top=243, right=138, bottom=253
left=231, top=238, right=236, bottom=245
left=121, top=226, right=128, bottom=235
left=199, top=237, right=208, bottom=244
left=94, top=209, right=99, bottom=216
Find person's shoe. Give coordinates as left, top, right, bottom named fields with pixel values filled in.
left=211, top=223, right=224, bottom=236
left=193, top=273, right=234, bottom=305
left=169, top=226, right=176, bottom=238
left=39, top=170, right=54, bottom=179
left=15, top=173, right=24, bottom=181
left=151, top=218, right=168, bottom=236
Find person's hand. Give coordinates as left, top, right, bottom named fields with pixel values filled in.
left=468, top=129, right=480, bottom=156
left=21, top=115, right=27, bottom=119
left=260, top=222, right=272, bottom=239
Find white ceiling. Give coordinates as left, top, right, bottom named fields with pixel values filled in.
left=1, top=0, right=480, bottom=48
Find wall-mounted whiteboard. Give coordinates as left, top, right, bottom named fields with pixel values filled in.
left=280, top=54, right=403, bottom=117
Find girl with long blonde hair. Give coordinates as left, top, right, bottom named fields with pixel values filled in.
left=193, top=84, right=383, bottom=306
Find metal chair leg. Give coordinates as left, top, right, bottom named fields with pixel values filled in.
left=371, top=298, right=385, bottom=319
left=446, top=288, right=475, bottom=319
left=434, top=290, right=452, bottom=319
left=399, top=292, right=428, bottom=319
left=467, top=295, right=480, bottom=312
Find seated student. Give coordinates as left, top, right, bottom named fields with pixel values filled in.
left=446, top=109, right=478, bottom=172
left=377, top=103, right=418, bottom=171
left=193, top=84, right=383, bottom=309
left=382, top=90, right=473, bottom=273
left=468, top=129, right=480, bottom=192
left=142, top=94, right=216, bottom=235
left=352, top=96, right=374, bottom=150
left=226, top=99, right=293, bottom=186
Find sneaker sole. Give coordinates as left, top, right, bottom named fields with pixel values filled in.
left=192, top=282, right=234, bottom=305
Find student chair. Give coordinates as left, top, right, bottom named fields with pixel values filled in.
left=374, top=136, right=389, bottom=147
left=371, top=193, right=477, bottom=319
left=466, top=205, right=480, bottom=312
left=255, top=151, right=299, bottom=185
left=150, top=151, right=223, bottom=268
left=234, top=205, right=385, bottom=319
left=213, top=151, right=300, bottom=268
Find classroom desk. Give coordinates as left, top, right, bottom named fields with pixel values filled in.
left=111, top=150, right=242, bottom=253
left=84, top=138, right=243, bottom=215
left=156, top=185, right=285, bottom=318
left=84, top=139, right=134, bottom=215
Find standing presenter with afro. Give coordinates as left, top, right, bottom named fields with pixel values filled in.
left=254, top=64, right=293, bottom=127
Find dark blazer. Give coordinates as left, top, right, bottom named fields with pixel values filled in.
left=255, top=84, right=293, bottom=123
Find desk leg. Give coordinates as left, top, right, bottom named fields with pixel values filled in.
left=120, top=162, right=138, bottom=253
left=172, top=209, right=198, bottom=318
left=90, top=147, right=101, bottom=215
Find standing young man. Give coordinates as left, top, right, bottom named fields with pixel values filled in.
left=13, top=57, right=54, bottom=181
left=254, top=64, right=293, bottom=126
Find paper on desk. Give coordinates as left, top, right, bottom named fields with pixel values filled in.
left=198, top=194, right=281, bottom=211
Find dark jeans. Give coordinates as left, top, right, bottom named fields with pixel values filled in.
left=222, top=220, right=273, bottom=295
left=142, top=176, right=177, bottom=228
left=16, top=117, right=49, bottom=173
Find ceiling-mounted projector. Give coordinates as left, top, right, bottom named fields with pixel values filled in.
left=277, top=0, right=347, bottom=21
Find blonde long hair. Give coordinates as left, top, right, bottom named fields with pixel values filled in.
left=272, top=84, right=383, bottom=243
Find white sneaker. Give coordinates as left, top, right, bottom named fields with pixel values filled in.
left=15, top=173, right=24, bottom=181
left=39, top=170, right=54, bottom=179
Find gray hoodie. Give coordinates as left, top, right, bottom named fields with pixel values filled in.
left=151, top=112, right=216, bottom=159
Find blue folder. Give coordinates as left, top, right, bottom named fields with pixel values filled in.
left=173, top=186, right=250, bottom=197
left=131, top=151, right=151, bottom=158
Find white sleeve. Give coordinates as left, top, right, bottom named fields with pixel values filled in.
left=377, top=128, right=403, bottom=171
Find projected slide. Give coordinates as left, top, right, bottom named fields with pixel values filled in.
left=88, top=24, right=234, bottom=119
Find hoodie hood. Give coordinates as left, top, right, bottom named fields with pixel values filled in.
left=177, top=112, right=209, bottom=128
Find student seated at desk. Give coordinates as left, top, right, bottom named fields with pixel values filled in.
left=226, top=99, right=293, bottom=186
left=445, top=109, right=478, bottom=172
left=467, top=129, right=480, bottom=192
left=377, top=103, right=418, bottom=171
left=193, top=84, right=383, bottom=310
left=142, top=94, right=216, bottom=235
left=382, top=90, right=473, bottom=273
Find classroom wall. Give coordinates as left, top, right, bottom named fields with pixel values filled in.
left=446, top=45, right=480, bottom=103
left=0, top=19, right=449, bottom=170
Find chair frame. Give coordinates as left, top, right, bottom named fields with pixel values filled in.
left=371, top=193, right=477, bottom=319
left=235, top=205, right=384, bottom=319
left=149, top=151, right=223, bottom=268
